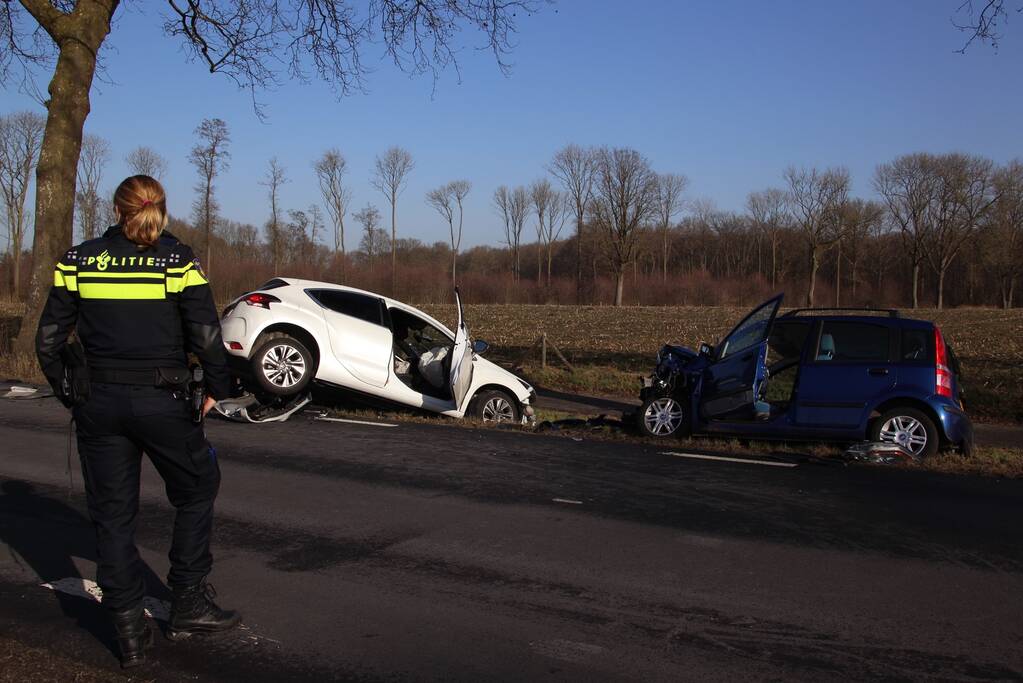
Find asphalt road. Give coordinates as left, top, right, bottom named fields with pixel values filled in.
left=1, top=396, right=1021, bottom=682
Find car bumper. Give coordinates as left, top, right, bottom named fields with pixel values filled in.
left=938, top=402, right=975, bottom=455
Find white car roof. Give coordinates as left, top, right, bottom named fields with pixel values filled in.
left=269, top=277, right=456, bottom=337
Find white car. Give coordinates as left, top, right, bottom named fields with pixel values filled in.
left=219, top=278, right=535, bottom=423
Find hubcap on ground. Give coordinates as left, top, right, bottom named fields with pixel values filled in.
left=262, top=344, right=306, bottom=388
left=644, top=397, right=684, bottom=436
left=879, top=415, right=928, bottom=456
left=482, top=396, right=516, bottom=423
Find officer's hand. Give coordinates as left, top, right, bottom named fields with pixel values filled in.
left=202, top=395, right=218, bottom=418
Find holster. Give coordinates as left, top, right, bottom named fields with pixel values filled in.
left=155, top=367, right=191, bottom=389
left=59, top=340, right=90, bottom=408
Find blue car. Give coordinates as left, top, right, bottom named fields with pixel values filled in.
left=637, top=295, right=974, bottom=458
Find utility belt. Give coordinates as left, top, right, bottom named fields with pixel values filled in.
left=90, top=366, right=191, bottom=388
left=90, top=365, right=208, bottom=423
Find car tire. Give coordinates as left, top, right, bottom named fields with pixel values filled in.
left=638, top=394, right=691, bottom=438
left=250, top=333, right=315, bottom=397
left=870, top=407, right=939, bottom=459
left=469, top=389, right=521, bottom=424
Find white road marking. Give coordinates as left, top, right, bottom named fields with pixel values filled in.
left=314, top=416, right=398, bottom=428
left=661, top=451, right=798, bottom=468
left=552, top=498, right=583, bottom=505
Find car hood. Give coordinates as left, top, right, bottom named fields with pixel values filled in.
left=472, top=355, right=533, bottom=402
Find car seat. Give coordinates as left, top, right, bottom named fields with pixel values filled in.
left=817, top=333, right=835, bottom=361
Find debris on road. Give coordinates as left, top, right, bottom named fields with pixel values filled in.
left=215, top=392, right=311, bottom=423
left=842, top=441, right=919, bottom=465
left=0, top=384, right=50, bottom=400
left=535, top=414, right=626, bottom=432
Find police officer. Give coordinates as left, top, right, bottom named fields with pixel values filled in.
left=35, top=175, right=240, bottom=668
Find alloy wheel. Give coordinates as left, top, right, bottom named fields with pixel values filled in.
left=644, top=397, right=684, bottom=436
left=261, top=344, right=307, bottom=388
left=878, top=415, right=928, bottom=456
left=482, top=396, right=516, bottom=423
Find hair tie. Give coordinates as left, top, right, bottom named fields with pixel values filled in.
left=140, top=200, right=153, bottom=207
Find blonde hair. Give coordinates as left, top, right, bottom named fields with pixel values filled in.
left=113, top=175, right=168, bottom=247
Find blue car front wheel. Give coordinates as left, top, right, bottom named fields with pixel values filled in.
left=639, top=395, right=690, bottom=437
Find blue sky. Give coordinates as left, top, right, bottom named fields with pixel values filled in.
left=2, top=1, right=1021, bottom=249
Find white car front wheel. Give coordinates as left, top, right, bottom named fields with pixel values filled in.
left=469, top=390, right=521, bottom=424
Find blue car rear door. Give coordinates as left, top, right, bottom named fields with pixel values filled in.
left=793, top=319, right=897, bottom=431
left=699, top=295, right=782, bottom=421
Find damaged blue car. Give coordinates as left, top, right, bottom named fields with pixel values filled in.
left=638, top=295, right=974, bottom=458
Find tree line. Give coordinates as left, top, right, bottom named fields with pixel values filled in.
left=1, top=109, right=1021, bottom=310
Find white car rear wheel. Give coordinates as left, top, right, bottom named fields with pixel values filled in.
left=251, top=333, right=315, bottom=397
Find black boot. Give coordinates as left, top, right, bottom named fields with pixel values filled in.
left=167, top=580, right=241, bottom=640
left=111, top=603, right=153, bottom=669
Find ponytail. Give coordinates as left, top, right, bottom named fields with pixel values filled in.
left=112, top=175, right=168, bottom=247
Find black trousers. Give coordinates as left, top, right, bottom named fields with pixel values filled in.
left=73, top=382, right=221, bottom=611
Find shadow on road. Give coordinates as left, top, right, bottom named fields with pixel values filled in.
left=0, top=478, right=170, bottom=658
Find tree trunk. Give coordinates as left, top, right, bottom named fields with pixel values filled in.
left=575, top=213, right=583, bottom=304
left=936, top=267, right=945, bottom=310
left=662, top=226, right=668, bottom=283
left=805, top=247, right=818, bottom=307
left=16, top=2, right=118, bottom=353
left=204, top=182, right=213, bottom=275
left=614, top=269, right=625, bottom=306
left=452, top=249, right=457, bottom=287
left=911, top=261, right=920, bottom=309
left=835, top=242, right=842, bottom=307
left=339, top=216, right=346, bottom=283
left=390, top=193, right=397, bottom=296
left=771, top=238, right=777, bottom=288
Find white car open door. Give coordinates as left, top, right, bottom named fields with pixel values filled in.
left=449, top=289, right=474, bottom=412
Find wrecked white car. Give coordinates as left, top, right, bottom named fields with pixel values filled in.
left=219, top=279, right=535, bottom=424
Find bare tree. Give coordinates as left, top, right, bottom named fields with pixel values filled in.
left=784, top=166, right=850, bottom=306
left=530, top=178, right=555, bottom=281
left=260, top=157, right=288, bottom=274
left=372, top=146, right=415, bottom=293
left=450, top=180, right=471, bottom=285
left=875, top=154, right=940, bottom=309
left=655, top=172, right=688, bottom=282
left=508, top=185, right=529, bottom=281
left=4, top=0, right=542, bottom=352
left=188, top=117, right=230, bottom=273
left=492, top=185, right=512, bottom=271
left=0, top=110, right=44, bottom=298
left=540, top=190, right=567, bottom=286
left=746, top=188, right=789, bottom=288
left=953, top=0, right=1022, bottom=51
left=75, top=133, right=110, bottom=242
left=591, top=147, right=659, bottom=306
left=125, top=146, right=167, bottom=179
left=354, top=204, right=385, bottom=261
left=834, top=199, right=884, bottom=306
left=923, top=153, right=997, bottom=309
left=988, top=160, right=1023, bottom=308
left=314, top=148, right=353, bottom=281
left=548, top=144, right=596, bottom=301
left=426, top=183, right=457, bottom=284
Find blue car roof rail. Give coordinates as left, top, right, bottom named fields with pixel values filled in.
left=780, top=307, right=900, bottom=318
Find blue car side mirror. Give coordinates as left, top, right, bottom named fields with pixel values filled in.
left=472, top=339, right=490, bottom=355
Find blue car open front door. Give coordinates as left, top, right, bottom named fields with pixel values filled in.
left=699, top=295, right=782, bottom=421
